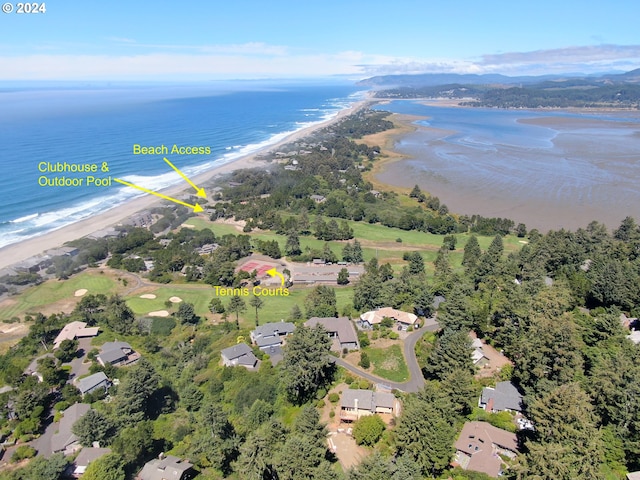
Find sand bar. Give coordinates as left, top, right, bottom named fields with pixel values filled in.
left=370, top=106, right=640, bottom=231
left=0, top=99, right=369, bottom=271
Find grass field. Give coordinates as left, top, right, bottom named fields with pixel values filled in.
left=184, top=216, right=523, bottom=267
left=125, top=283, right=354, bottom=330
left=0, top=271, right=118, bottom=321
left=367, top=344, right=409, bottom=382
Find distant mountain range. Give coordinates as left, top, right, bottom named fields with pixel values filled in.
left=359, top=69, right=640, bottom=108
left=357, top=68, right=640, bottom=88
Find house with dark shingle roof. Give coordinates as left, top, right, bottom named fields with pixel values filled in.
left=51, top=403, right=90, bottom=455
left=220, top=343, right=258, bottom=369
left=339, top=389, right=397, bottom=421
left=250, top=321, right=295, bottom=351
left=72, top=447, right=111, bottom=476
left=304, top=317, right=359, bottom=352
left=137, top=455, right=195, bottom=480
left=97, top=341, right=140, bottom=367
left=454, top=421, right=518, bottom=478
left=76, top=372, right=111, bottom=396
left=479, top=381, right=524, bottom=413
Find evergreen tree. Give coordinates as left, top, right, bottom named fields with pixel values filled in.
left=249, top=295, right=265, bottom=326
left=462, top=235, right=482, bottom=272
left=352, top=239, right=364, bottom=263
left=285, top=231, right=302, bottom=256
left=281, top=325, right=334, bottom=404
left=72, top=409, right=114, bottom=446
left=304, top=285, right=338, bottom=318
left=337, top=267, right=350, bottom=285
left=227, top=295, right=247, bottom=329
left=114, top=358, right=160, bottom=423
left=81, top=453, right=125, bottom=480
left=424, top=328, right=475, bottom=380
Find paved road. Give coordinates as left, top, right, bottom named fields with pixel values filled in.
left=335, top=319, right=440, bottom=393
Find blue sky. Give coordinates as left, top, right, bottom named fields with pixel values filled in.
left=1, top=0, right=639, bottom=80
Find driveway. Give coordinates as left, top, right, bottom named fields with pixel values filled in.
left=334, top=320, right=439, bottom=393
left=65, top=337, right=93, bottom=383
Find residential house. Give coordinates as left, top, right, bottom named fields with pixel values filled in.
left=220, top=343, right=258, bottom=369
left=454, top=421, right=518, bottom=478
left=97, top=341, right=140, bottom=367
left=137, top=455, right=195, bottom=480
left=470, top=335, right=490, bottom=368
left=479, top=381, right=524, bottom=413
left=310, top=194, right=326, bottom=204
left=72, top=447, right=111, bottom=477
left=359, top=307, right=418, bottom=330
left=304, top=317, right=359, bottom=352
left=50, top=403, right=91, bottom=455
left=627, top=472, right=640, bottom=480
left=53, top=321, right=100, bottom=350
left=76, top=372, right=111, bottom=396
left=339, top=389, right=397, bottom=421
left=250, top=321, right=295, bottom=351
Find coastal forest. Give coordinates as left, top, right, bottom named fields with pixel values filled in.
left=0, top=109, right=639, bottom=479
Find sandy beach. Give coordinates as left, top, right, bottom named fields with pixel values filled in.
left=0, top=100, right=369, bottom=271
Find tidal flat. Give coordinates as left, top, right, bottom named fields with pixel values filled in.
left=373, top=102, right=640, bottom=231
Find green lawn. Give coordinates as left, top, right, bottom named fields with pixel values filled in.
left=366, top=344, right=409, bottom=383
left=126, top=283, right=354, bottom=330
left=0, top=272, right=118, bottom=321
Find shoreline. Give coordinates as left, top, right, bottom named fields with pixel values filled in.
left=0, top=99, right=370, bottom=272
left=365, top=101, right=640, bottom=232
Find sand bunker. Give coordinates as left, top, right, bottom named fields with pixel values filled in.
left=148, top=310, right=170, bottom=317
left=169, top=296, right=183, bottom=303
left=74, top=289, right=88, bottom=297
left=140, top=294, right=157, bottom=299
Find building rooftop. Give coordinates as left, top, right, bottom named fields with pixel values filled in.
left=481, top=382, right=524, bottom=412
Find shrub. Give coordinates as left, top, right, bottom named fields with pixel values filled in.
left=344, top=375, right=354, bottom=385
left=389, top=332, right=399, bottom=340
left=395, top=238, right=403, bottom=243
left=353, top=415, right=385, bottom=446
left=359, top=352, right=371, bottom=369
left=329, top=410, right=335, bottom=418
left=317, top=399, right=326, bottom=408
left=12, top=445, right=36, bottom=462
left=328, top=393, right=340, bottom=403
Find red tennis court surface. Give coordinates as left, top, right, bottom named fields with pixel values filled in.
left=239, top=261, right=272, bottom=277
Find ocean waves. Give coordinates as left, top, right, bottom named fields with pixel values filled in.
left=0, top=83, right=361, bottom=250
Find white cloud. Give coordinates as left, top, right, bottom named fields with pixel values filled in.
left=2, top=43, right=639, bottom=80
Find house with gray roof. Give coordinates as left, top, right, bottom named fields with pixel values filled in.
left=250, top=321, right=295, bottom=351
left=340, top=389, right=397, bottom=421
left=76, top=372, right=111, bottom=396
left=479, top=381, right=523, bottom=413
left=220, top=343, right=258, bottom=369
left=454, top=421, right=518, bottom=478
left=51, top=403, right=90, bottom=455
left=72, top=447, right=111, bottom=476
left=137, top=454, right=195, bottom=480
left=97, top=341, right=140, bottom=367
left=304, top=317, right=359, bottom=352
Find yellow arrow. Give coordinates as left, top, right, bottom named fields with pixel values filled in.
left=266, top=268, right=285, bottom=286
left=114, top=178, right=204, bottom=213
left=164, top=158, right=206, bottom=198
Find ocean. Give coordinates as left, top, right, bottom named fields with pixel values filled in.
left=0, top=82, right=363, bottom=249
